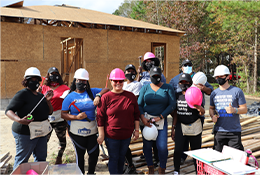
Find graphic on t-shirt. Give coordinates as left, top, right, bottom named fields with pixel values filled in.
left=78, top=127, right=91, bottom=135
left=214, top=95, right=233, bottom=117
left=177, top=99, right=192, bottom=116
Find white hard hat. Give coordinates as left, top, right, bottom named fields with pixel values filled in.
left=192, top=72, right=207, bottom=86
left=213, top=65, right=230, bottom=77
left=74, top=68, right=89, bottom=80
left=24, top=67, right=41, bottom=78
left=142, top=124, right=158, bottom=141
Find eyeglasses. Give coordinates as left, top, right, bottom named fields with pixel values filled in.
left=183, top=64, right=192, bottom=67
left=113, top=80, right=124, bottom=84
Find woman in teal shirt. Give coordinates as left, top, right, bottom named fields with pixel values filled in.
left=138, top=66, right=176, bottom=174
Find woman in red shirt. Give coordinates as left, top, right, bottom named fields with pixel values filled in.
left=41, top=67, right=70, bottom=164
left=96, top=68, right=140, bottom=174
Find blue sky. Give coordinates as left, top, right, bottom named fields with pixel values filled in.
left=0, top=0, right=125, bottom=14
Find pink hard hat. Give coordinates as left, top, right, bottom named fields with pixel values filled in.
left=185, top=87, right=203, bottom=108
left=144, top=52, right=156, bottom=61
left=109, top=68, right=126, bottom=80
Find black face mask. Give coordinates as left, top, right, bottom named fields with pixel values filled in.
left=76, top=82, right=87, bottom=91
left=28, top=80, right=40, bottom=91
left=49, top=75, right=59, bottom=82
left=179, top=83, right=191, bottom=92
left=125, top=73, right=136, bottom=81
left=216, top=76, right=227, bottom=85
left=146, top=62, right=154, bottom=71
left=151, top=76, right=161, bottom=85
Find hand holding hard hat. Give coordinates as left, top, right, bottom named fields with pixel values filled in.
left=185, top=86, right=203, bottom=109
left=192, top=72, right=207, bottom=90
left=142, top=124, right=158, bottom=141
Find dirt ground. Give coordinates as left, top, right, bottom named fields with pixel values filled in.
left=0, top=95, right=259, bottom=174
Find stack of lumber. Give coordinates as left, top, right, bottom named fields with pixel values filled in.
left=0, top=152, right=12, bottom=174
left=102, top=115, right=260, bottom=174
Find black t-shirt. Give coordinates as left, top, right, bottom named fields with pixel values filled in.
left=176, top=92, right=200, bottom=125
left=5, top=88, right=50, bottom=135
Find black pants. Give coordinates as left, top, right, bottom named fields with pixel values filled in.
left=214, top=131, right=244, bottom=152
left=47, top=120, right=67, bottom=157
left=174, top=122, right=201, bottom=173
left=181, top=117, right=204, bottom=160
left=68, top=131, right=99, bottom=174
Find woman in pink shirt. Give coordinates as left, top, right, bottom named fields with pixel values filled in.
left=96, top=68, right=140, bottom=174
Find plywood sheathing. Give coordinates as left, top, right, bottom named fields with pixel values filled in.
left=0, top=5, right=185, bottom=36
left=1, top=22, right=43, bottom=61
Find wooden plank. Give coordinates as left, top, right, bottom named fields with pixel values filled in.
left=0, top=155, right=12, bottom=168
left=0, top=152, right=9, bottom=162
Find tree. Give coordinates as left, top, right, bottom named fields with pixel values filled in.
left=206, top=1, right=260, bottom=93
left=112, top=0, right=137, bottom=18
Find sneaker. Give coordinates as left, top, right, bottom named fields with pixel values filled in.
left=174, top=171, right=179, bottom=175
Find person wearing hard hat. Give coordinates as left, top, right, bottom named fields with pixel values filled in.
left=123, top=64, right=142, bottom=97
left=137, top=52, right=166, bottom=86
left=171, top=73, right=205, bottom=175
left=40, top=67, right=70, bottom=164
left=61, top=68, right=109, bottom=174
left=169, top=59, right=213, bottom=164
left=122, top=64, right=142, bottom=174
left=210, top=65, right=247, bottom=152
left=138, top=66, right=176, bottom=174
left=5, top=67, right=54, bottom=170
left=137, top=52, right=163, bottom=165
left=96, top=68, right=140, bottom=175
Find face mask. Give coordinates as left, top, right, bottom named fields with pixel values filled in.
left=179, top=84, right=191, bottom=92
left=76, top=82, right=87, bottom=91
left=28, top=80, right=40, bottom=91
left=49, top=75, right=59, bottom=82
left=151, top=76, right=161, bottom=85
left=216, top=76, right=227, bottom=85
left=125, top=73, right=136, bottom=81
left=183, top=66, right=192, bottom=74
left=146, top=62, right=154, bottom=71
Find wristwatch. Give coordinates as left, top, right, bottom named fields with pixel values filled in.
left=96, top=93, right=102, bottom=98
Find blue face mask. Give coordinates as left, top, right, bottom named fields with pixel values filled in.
left=183, top=66, right=192, bottom=74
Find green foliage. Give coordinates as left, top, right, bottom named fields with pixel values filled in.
left=112, top=0, right=136, bottom=18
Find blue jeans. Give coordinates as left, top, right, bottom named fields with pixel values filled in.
left=12, top=131, right=47, bottom=170
left=105, top=137, right=131, bottom=174
left=143, top=120, right=168, bottom=168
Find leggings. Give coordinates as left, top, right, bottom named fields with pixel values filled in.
left=47, top=120, right=67, bottom=157
left=68, top=131, right=99, bottom=174
left=174, top=122, right=201, bottom=173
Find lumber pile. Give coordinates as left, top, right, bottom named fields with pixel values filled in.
left=0, top=152, right=12, bottom=174
left=101, top=115, right=260, bottom=174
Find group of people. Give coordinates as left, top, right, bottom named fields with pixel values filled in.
left=5, top=51, right=247, bottom=175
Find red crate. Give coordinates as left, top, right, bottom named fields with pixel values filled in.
left=197, top=160, right=256, bottom=175
left=197, top=160, right=225, bottom=175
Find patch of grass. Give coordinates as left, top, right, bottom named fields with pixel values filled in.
left=211, top=83, right=219, bottom=90
left=49, top=150, right=76, bottom=165
left=244, top=91, right=260, bottom=97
